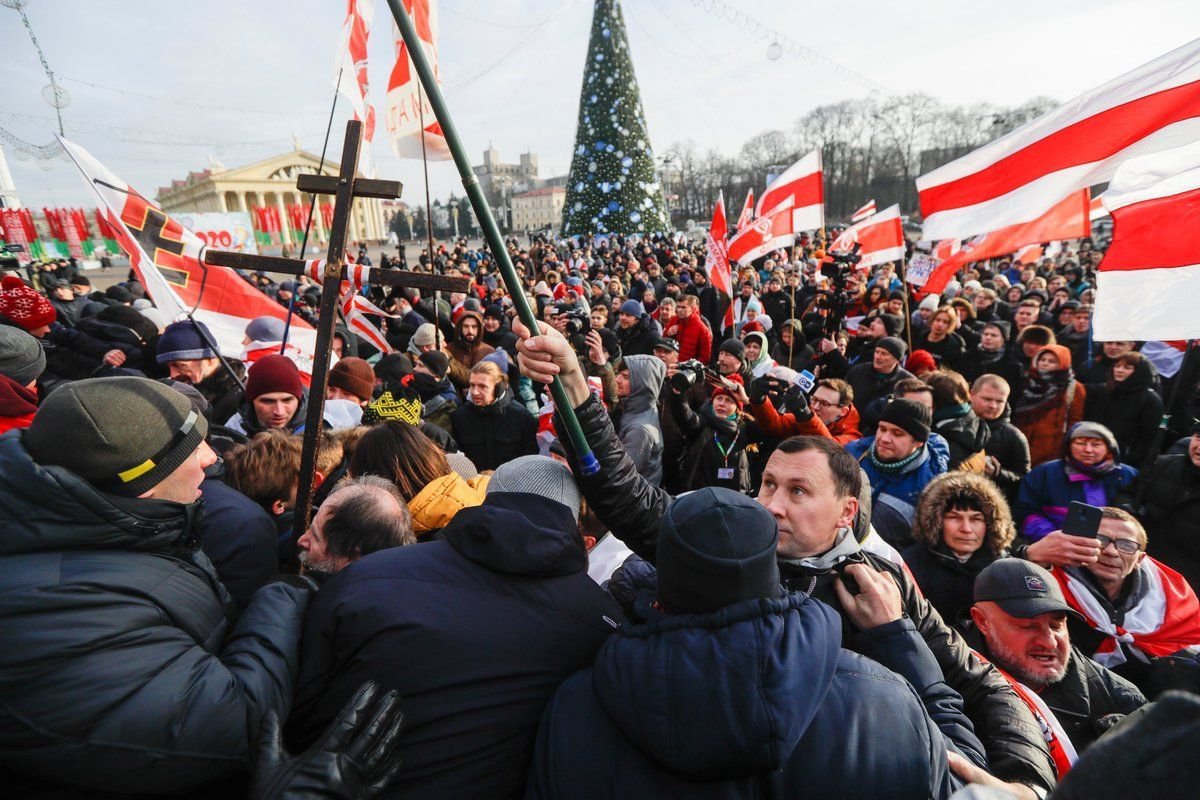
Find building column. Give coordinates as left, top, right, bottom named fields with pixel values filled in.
left=275, top=194, right=292, bottom=248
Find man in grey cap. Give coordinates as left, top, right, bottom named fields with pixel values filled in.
left=289, top=455, right=623, bottom=798
left=0, top=377, right=313, bottom=795
left=965, top=558, right=1145, bottom=754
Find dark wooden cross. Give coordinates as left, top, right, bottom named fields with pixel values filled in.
left=202, top=119, right=470, bottom=532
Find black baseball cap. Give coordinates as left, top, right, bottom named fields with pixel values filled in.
left=974, top=559, right=1082, bottom=619
left=652, top=336, right=679, bottom=353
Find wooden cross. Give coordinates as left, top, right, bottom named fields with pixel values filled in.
left=202, top=119, right=470, bottom=532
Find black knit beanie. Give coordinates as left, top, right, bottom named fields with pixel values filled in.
left=25, top=376, right=208, bottom=496
left=656, top=487, right=780, bottom=614
left=719, top=338, right=746, bottom=362
left=879, top=398, right=932, bottom=442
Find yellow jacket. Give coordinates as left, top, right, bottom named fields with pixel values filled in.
left=409, top=472, right=491, bottom=537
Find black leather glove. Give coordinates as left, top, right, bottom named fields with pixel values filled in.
left=249, top=681, right=404, bottom=800
left=748, top=375, right=774, bottom=405
left=782, top=384, right=813, bottom=422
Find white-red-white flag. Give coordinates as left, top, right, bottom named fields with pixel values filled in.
left=335, top=0, right=378, bottom=177
left=1090, top=194, right=1109, bottom=221
left=735, top=188, right=754, bottom=232
left=1093, top=140, right=1200, bottom=340
left=755, top=149, right=824, bottom=233
left=727, top=205, right=795, bottom=266
left=705, top=192, right=734, bottom=330
left=917, top=37, right=1200, bottom=240
left=57, top=135, right=320, bottom=366
left=850, top=199, right=876, bottom=224
left=826, top=204, right=904, bottom=269
left=385, top=0, right=451, bottom=160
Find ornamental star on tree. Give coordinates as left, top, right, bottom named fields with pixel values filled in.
left=562, top=0, right=669, bottom=237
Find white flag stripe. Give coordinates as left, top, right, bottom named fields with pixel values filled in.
left=1093, top=266, right=1200, bottom=340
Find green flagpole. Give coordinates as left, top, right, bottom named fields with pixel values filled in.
left=384, top=0, right=599, bottom=475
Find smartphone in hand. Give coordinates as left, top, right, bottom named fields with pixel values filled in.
left=1063, top=501, right=1103, bottom=539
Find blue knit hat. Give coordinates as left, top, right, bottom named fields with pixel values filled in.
left=619, top=299, right=645, bottom=317
left=156, top=319, right=219, bottom=364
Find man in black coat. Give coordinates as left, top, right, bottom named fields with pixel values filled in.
left=1126, top=426, right=1200, bottom=597
left=287, top=456, right=623, bottom=799
left=0, top=378, right=311, bottom=796
left=844, top=336, right=916, bottom=414
left=966, top=559, right=1145, bottom=755
left=514, top=319, right=1057, bottom=799
left=450, top=360, right=538, bottom=472
left=971, top=374, right=1032, bottom=505
left=614, top=299, right=661, bottom=357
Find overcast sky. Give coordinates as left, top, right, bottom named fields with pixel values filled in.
left=3, top=0, right=1197, bottom=212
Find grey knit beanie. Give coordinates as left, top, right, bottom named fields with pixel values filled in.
left=487, top=455, right=581, bottom=521
left=25, top=377, right=208, bottom=496
left=0, top=325, right=46, bottom=386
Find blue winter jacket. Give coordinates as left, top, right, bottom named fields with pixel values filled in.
left=846, top=435, right=949, bottom=548
left=1015, top=458, right=1137, bottom=540
left=288, top=493, right=625, bottom=799
left=525, top=592, right=983, bottom=800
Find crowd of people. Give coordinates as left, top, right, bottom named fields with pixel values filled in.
left=0, top=230, right=1198, bottom=799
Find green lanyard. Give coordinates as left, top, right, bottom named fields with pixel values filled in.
left=714, top=428, right=739, bottom=465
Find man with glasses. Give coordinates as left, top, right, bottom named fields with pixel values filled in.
left=1043, top=508, right=1200, bottom=690
left=750, top=377, right=863, bottom=445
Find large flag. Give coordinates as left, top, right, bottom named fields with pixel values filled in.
left=727, top=205, right=795, bottom=266
left=917, top=37, right=1200, bottom=240
left=735, top=188, right=754, bottom=232
left=755, top=149, right=824, bottom=233
left=1093, top=140, right=1200, bottom=340
left=850, top=199, right=877, bottom=224
left=826, top=204, right=904, bottom=269
left=705, top=192, right=734, bottom=330
left=335, top=0, right=378, bottom=177
left=385, top=0, right=451, bottom=160
left=57, top=135, right=318, bottom=362
left=921, top=191, right=1091, bottom=294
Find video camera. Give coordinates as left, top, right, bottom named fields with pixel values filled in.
left=815, top=242, right=863, bottom=338
left=554, top=302, right=591, bottom=354
left=670, top=359, right=720, bottom=393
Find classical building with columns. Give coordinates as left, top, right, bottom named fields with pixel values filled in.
left=156, top=146, right=386, bottom=247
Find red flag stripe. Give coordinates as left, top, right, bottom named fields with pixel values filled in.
left=1101, top=185, right=1200, bottom=271
left=758, top=172, right=823, bottom=220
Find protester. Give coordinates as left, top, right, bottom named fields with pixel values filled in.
left=296, top=475, right=414, bottom=582
left=0, top=325, right=43, bottom=433
left=446, top=308, right=496, bottom=392
left=1013, top=344, right=1087, bottom=467
left=971, top=373, right=1032, bottom=503
left=927, top=369, right=991, bottom=471
left=450, top=360, right=538, bottom=471
left=1130, top=421, right=1200, bottom=592
left=0, top=377, right=312, bottom=795
left=612, top=354, right=666, bottom=486
left=614, top=298, right=660, bottom=356
left=287, top=456, right=624, bottom=798
left=157, top=318, right=246, bottom=424
left=965, top=559, right=1146, bottom=757
left=327, top=356, right=377, bottom=407
left=1082, top=350, right=1163, bottom=468
left=904, top=472, right=1016, bottom=628
left=227, top=353, right=308, bottom=435
left=526, top=488, right=985, bottom=800
left=844, top=336, right=915, bottom=416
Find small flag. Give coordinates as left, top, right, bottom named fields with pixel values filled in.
left=705, top=192, right=734, bottom=330
left=850, top=199, right=876, bottom=224
left=755, top=149, right=824, bottom=233
left=735, top=188, right=754, bottom=232
left=727, top=205, right=795, bottom=266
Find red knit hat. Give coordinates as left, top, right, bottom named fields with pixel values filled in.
left=245, top=354, right=303, bottom=402
left=0, top=275, right=56, bottom=332
left=905, top=349, right=938, bottom=375
left=711, top=373, right=745, bottom=410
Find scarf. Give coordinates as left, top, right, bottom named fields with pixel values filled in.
left=869, top=442, right=925, bottom=474
left=932, top=402, right=971, bottom=423
left=1052, top=559, right=1200, bottom=668
left=1015, top=367, right=1072, bottom=415
left=1064, top=456, right=1117, bottom=479
left=975, top=345, right=1007, bottom=368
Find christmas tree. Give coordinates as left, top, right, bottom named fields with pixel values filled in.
left=562, top=0, right=669, bottom=237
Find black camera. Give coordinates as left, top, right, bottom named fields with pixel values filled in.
left=556, top=303, right=591, bottom=353
left=670, top=359, right=714, bottom=393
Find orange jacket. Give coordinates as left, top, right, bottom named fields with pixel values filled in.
left=751, top=397, right=863, bottom=445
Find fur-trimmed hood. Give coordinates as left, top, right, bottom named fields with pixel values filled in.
left=910, top=471, right=1015, bottom=556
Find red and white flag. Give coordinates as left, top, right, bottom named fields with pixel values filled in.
left=1093, top=140, right=1200, bottom=340
left=727, top=205, right=795, bottom=266
left=917, top=38, right=1200, bottom=240
left=385, top=0, right=451, bottom=160
left=850, top=199, right=876, bottom=224
left=1013, top=243, right=1044, bottom=265
left=1142, top=341, right=1190, bottom=378
left=825, top=204, right=904, bottom=269
left=335, top=0, right=378, bottom=177
left=1089, top=194, right=1108, bottom=221
left=921, top=191, right=1092, bottom=294
left=58, top=135, right=319, bottom=363
left=735, top=188, right=755, bottom=232
left=755, top=149, right=824, bottom=233
left=705, top=192, right=734, bottom=330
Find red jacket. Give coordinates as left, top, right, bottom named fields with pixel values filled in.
left=666, top=311, right=712, bottom=363
left=752, top=396, right=862, bottom=446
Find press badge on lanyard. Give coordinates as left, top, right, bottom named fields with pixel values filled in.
left=715, top=430, right=738, bottom=482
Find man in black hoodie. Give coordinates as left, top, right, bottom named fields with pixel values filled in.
left=288, top=456, right=623, bottom=799
left=481, top=304, right=518, bottom=356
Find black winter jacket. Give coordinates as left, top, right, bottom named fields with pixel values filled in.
left=1128, top=453, right=1200, bottom=595
left=450, top=388, right=538, bottom=472
left=0, top=431, right=309, bottom=796
left=902, top=541, right=1003, bottom=631
left=527, top=597, right=982, bottom=799
left=1083, top=359, right=1164, bottom=468
left=933, top=406, right=991, bottom=469
left=614, top=314, right=661, bottom=357
left=556, top=394, right=1057, bottom=792
left=984, top=408, right=1032, bottom=504
left=288, top=494, right=624, bottom=799
left=964, top=628, right=1146, bottom=754
left=199, top=473, right=279, bottom=613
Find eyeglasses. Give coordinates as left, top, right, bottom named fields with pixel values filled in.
left=809, top=397, right=844, bottom=409
left=1096, top=534, right=1141, bottom=555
